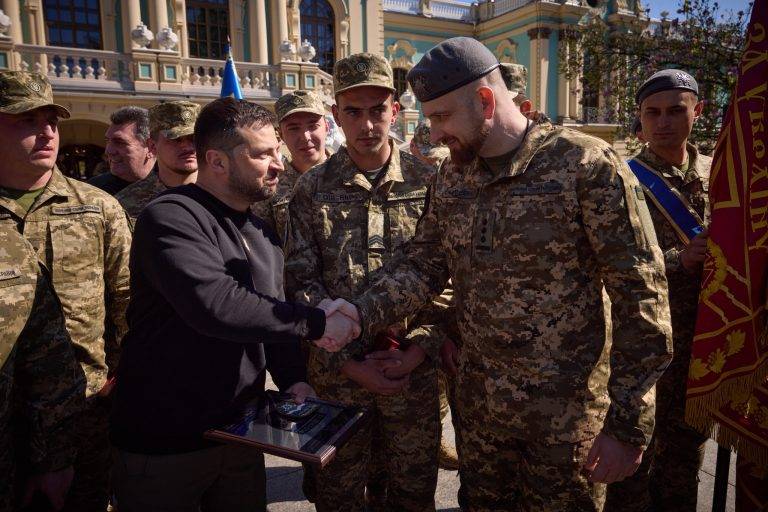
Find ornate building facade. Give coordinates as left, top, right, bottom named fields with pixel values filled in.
left=0, top=0, right=644, bottom=178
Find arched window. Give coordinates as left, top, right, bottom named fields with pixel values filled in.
left=393, top=68, right=408, bottom=102
left=301, top=0, right=335, bottom=74
left=44, top=0, right=103, bottom=49
left=187, top=0, right=230, bottom=59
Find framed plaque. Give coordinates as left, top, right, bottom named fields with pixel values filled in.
left=205, top=391, right=368, bottom=467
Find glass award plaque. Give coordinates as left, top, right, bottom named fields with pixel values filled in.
left=205, top=390, right=368, bottom=467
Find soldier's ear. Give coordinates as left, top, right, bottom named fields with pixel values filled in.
left=205, top=148, right=229, bottom=175
left=331, top=104, right=340, bottom=127
left=477, top=86, right=496, bottom=120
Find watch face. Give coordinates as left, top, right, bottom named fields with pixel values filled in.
left=276, top=401, right=319, bottom=420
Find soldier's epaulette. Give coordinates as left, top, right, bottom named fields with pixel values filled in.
left=51, top=205, right=102, bottom=215
left=313, top=192, right=367, bottom=203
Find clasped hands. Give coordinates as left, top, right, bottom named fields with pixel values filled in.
left=313, top=298, right=362, bottom=352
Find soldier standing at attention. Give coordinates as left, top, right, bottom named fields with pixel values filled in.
left=326, top=37, right=673, bottom=511
left=90, top=106, right=155, bottom=195
left=285, top=53, right=443, bottom=512
left=116, top=100, right=200, bottom=222
left=0, top=71, right=132, bottom=512
left=252, top=90, right=329, bottom=246
left=0, top=226, right=85, bottom=512
left=606, top=69, right=710, bottom=512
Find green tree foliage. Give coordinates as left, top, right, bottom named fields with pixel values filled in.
left=560, top=0, right=750, bottom=153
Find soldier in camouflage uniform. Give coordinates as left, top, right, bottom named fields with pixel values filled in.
left=0, top=226, right=85, bottom=512
left=408, top=119, right=459, bottom=471
left=330, top=37, right=673, bottom=511
left=606, top=69, right=710, bottom=512
left=116, top=100, right=200, bottom=222
left=500, top=62, right=549, bottom=123
left=285, top=53, right=442, bottom=512
left=252, top=90, right=329, bottom=246
left=0, top=71, right=132, bottom=512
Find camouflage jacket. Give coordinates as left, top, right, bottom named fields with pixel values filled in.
left=632, top=144, right=711, bottom=350
left=0, top=167, right=132, bottom=397
left=251, top=155, right=303, bottom=247
left=0, top=226, right=84, bottom=473
left=115, top=165, right=167, bottom=224
left=285, top=144, right=447, bottom=388
left=354, top=122, right=673, bottom=446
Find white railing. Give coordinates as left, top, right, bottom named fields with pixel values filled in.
left=486, top=0, right=535, bottom=17
left=15, top=44, right=134, bottom=91
left=432, top=0, right=475, bottom=20
left=382, top=0, right=420, bottom=14
left=181, top=58, right=279, bottom=97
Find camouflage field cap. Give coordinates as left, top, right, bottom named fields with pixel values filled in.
left=149, top=100, right=200, bottom=139
left=275, top=90, right=325, bottom=123
left=0, top=71, right=70, bottom=118
left=500, top=63, right=527, bottom=97
left=412, top=119, right=449, bottom=158
left=333, top=53, right=396, bottom=96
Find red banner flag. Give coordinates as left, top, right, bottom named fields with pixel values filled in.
left=686, top=0, right=768, bottom=467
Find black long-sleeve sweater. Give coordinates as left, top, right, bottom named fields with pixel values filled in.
left=111, top=184, right=325, bottom=454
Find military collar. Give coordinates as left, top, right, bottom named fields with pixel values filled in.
left=476, top=120, right=553, bottom=182
left=0, top=166, right=70, bottom=220
left=637, top=143, right=706, bottom=186
left=339, top=141, right=404, bottom=192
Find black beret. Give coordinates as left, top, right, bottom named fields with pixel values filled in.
left=636, top=69, right=698, bottom=105
left=407, top=37, right=500, bottom=103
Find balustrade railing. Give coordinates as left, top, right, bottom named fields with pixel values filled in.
left=15, top=43, right=134, bottom=90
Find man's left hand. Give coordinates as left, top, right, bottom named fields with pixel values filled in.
left=583, top=432, right=643, bottom=484
left=285, top=382, right=316, bottom=404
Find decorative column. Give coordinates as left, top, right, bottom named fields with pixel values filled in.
left=277, top=0, right=289, bottom=54
left=249, top=0, right=269, bottom=63
left=123, top=0, right=144, bottom=50
left=527, top=27, right=551, bottom=116
left=23, top=0, right=46, bottom=70
left=557, top=29, right=572, bottom=123
left=0, top=0, right=22, bottom=70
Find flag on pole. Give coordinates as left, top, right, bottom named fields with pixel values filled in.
left=221, top=38, right=243, bottom=99
left=685, top=0, right=768, bottom=470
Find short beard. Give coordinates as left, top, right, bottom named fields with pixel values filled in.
left=450, top=121, right=490, bottom=165
left=228, top=160, right=275, bottom=203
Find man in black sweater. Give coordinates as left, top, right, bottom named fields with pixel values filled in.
left=110, top=98, right=359, bottom=512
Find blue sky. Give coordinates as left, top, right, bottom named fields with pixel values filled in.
left=644, top=0, right=752, bottom=18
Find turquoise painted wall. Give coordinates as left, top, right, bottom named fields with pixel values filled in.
left=546, top=33, right=560, bottom=120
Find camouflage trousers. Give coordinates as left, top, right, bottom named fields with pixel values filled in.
left=456, top=369, right=605, bottom=512
left=62, top=396, right=113, bottom=512
left=308, top=362, right=440, bottom=512
left=605, top=338, right=707, bottom=512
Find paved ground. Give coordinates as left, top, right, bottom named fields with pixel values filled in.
left=263, top=375, right=736, bottom=512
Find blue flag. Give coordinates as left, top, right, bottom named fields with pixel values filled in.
left=220, top=43, right=243, bottom=99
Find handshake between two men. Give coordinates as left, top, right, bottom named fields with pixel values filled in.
left=309, top=297, right=427, bottom=397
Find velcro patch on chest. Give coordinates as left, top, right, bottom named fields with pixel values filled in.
left=314, top=192, right=367, bottom=203
left=442, top=187, right=478, bottom=199
left=51, top=205, right=102, bottom=215
left=0, top=268, right=22, bottom=281
left=387, top=190, right=427, bottom=201
left=507, top=181, right=563, bottom=196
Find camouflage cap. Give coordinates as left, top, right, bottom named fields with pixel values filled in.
left=149, top=100, right=200, bottom=139
left=411, top=119, right=448, bottom=158
left=275, top=90, right=325, bottom=123
left=0, top=71, right=70, bottom=118
left=499, top=63, right=527, bottom=97
left=333, top=53, right=396, bottom=96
